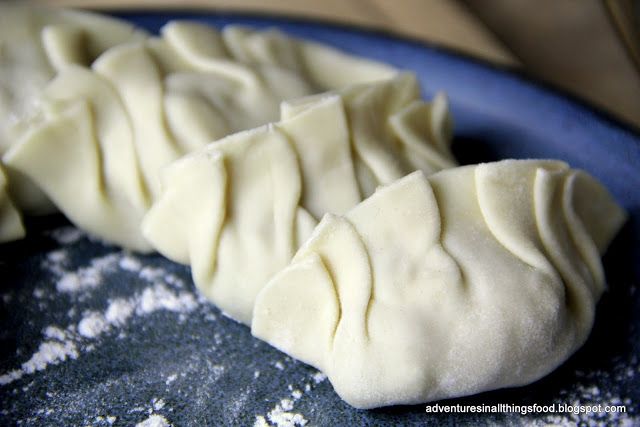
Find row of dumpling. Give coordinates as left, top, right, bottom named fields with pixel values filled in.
left=1, top=5, right=627, bottom=410
left=142, top=73, right=455, bottom=323
left=130, top=33, right=626, bottom=410
left=2, top=4, right=458, bottom=322
left=0, top=3, right=397, bottom=243
left=140, top=99, right=625, bottom=408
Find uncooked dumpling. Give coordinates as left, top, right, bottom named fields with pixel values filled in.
left=252, top=159, right=626, bottom=409
left=142, top=74, right=456, bottom=324
left=0, top=166, right=24, bottom=243
left=0, top=3, right=147, bottom=214
left=4, top=19, right=396, bottom=250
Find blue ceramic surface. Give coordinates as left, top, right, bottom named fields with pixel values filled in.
left=0, top=12, right=638, bottom=426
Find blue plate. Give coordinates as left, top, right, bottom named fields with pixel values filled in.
left=1, top=12, right=638, bottom=426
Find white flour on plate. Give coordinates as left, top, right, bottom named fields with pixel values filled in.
left=2, top=225, right=636, bottom=426
left=135, top=414, right=171, bottom=427
left=0, top=228, right=199, bottom=386
left=49, top=226, right=84, bottom=245
left=528, top=362, right=639, bottom=426
left=253, top=369, right=328, bottom=427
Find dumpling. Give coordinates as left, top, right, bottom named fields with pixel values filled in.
left=151, top=21, right=397, bottom=149
left=0, top=166, right=24, bottom=243
left=4, top=19, right=396, bottom=250
left=251, top=160, right=626, bottom=409
left=142, top=74, right=456, bottom=324
left=0, top=4, right=147, bottom=214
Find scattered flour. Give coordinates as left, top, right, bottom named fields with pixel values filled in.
left=95, top=415, right=117, bottom=425
left=1, top=242, right=200, bottom=386
left=78, top=312, right=108, bottom=339
left=137, top=284, right=197, bottom=315
left=528, top=363, right=640, bottom=426
left=43, top=250, right=69, bottom=277
left=48, top=226, right=84, bottom=245
left=105, top=299, right=135, bottom=325
left=119, top=255, right=142, bottom=272
left=38, top=283, right=196, bottom=367
left=139, top=266, right=167, bottom=283
left=211, top=365, right=225, bottom=377
left=253, top=370, right=322, bottom=427
left=21, top=341, right=78, bottom=374
left=279, top=399, right=294, bottom=412
left=135, top=414, right=171, bottom=427
left=0, top=369, right=23, bottom=385
left=152, top=398, right=166, bottom=411
left=54, top=254, right=121, bottom=293
left=213, top=333, right=223, bottom=346
left=165, top=374, right=177, bottom=385
left=44, top=326, right=67, bottom=341
left=265, top=400, right=308, bottom=427
left=312, top=372, right=327, bottom=384
left=47, top=250, right=67, bottom=264
left=10, top=225, right=637, bottom=426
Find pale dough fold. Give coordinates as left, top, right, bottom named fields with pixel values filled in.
left=251, top=159, right=626, bottom=409
left=0, top=165, right=24, bottom=243
left=0, top=3, right=147, bottom=214
left=142, top=74, right=456, bottom=324
left=4, top=19, right=397, bottom=250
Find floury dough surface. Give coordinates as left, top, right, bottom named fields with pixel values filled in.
left=251, top=160, right=627, bottom=409
left=4, top=17, right=396, bottom=249
left=142, top=74, right=456, bottom=325
left=0, top=4, right=147, bottom=214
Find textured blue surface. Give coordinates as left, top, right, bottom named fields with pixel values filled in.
left=0, top=12, right=639, bottom=426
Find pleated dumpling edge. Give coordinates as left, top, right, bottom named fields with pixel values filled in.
left=3, top=19, right=400, bottom=250
left=251, top=159, right=626, bottom=409
left=142, top=74, right=456, bottom=324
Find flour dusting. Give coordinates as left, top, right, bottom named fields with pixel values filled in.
left=152, top=398, right=166, bottom=411
left=253, top=369, right=327, bottom=426
left=0, top=369, right=23, bottom=385
left=53, top=254, right=120, bottom=293
left=137, top=284, right=197, bottom=315
left=48, top=226, right=84, bottom=245
left=78, top=311, right=108, bottom=338
left=264, top=398, right=308, bottom=427
left=22, top=340, right=78, bottom=374
left=312, top=372, right=327, bottom=384
left=135, top=414, right=171, bottom=427
left=44, top=326, right=67, bottom=341
left=2, top=223, right=637, bottom=426
left=165, top=374, right=177, bottom=385
left=105, top=298, right=135, bottom=325
left=119, top=255, right=142, bottom=272
left=0, top=239, right=201, bottom=386
left=529, top=363, right=640, bottom=426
